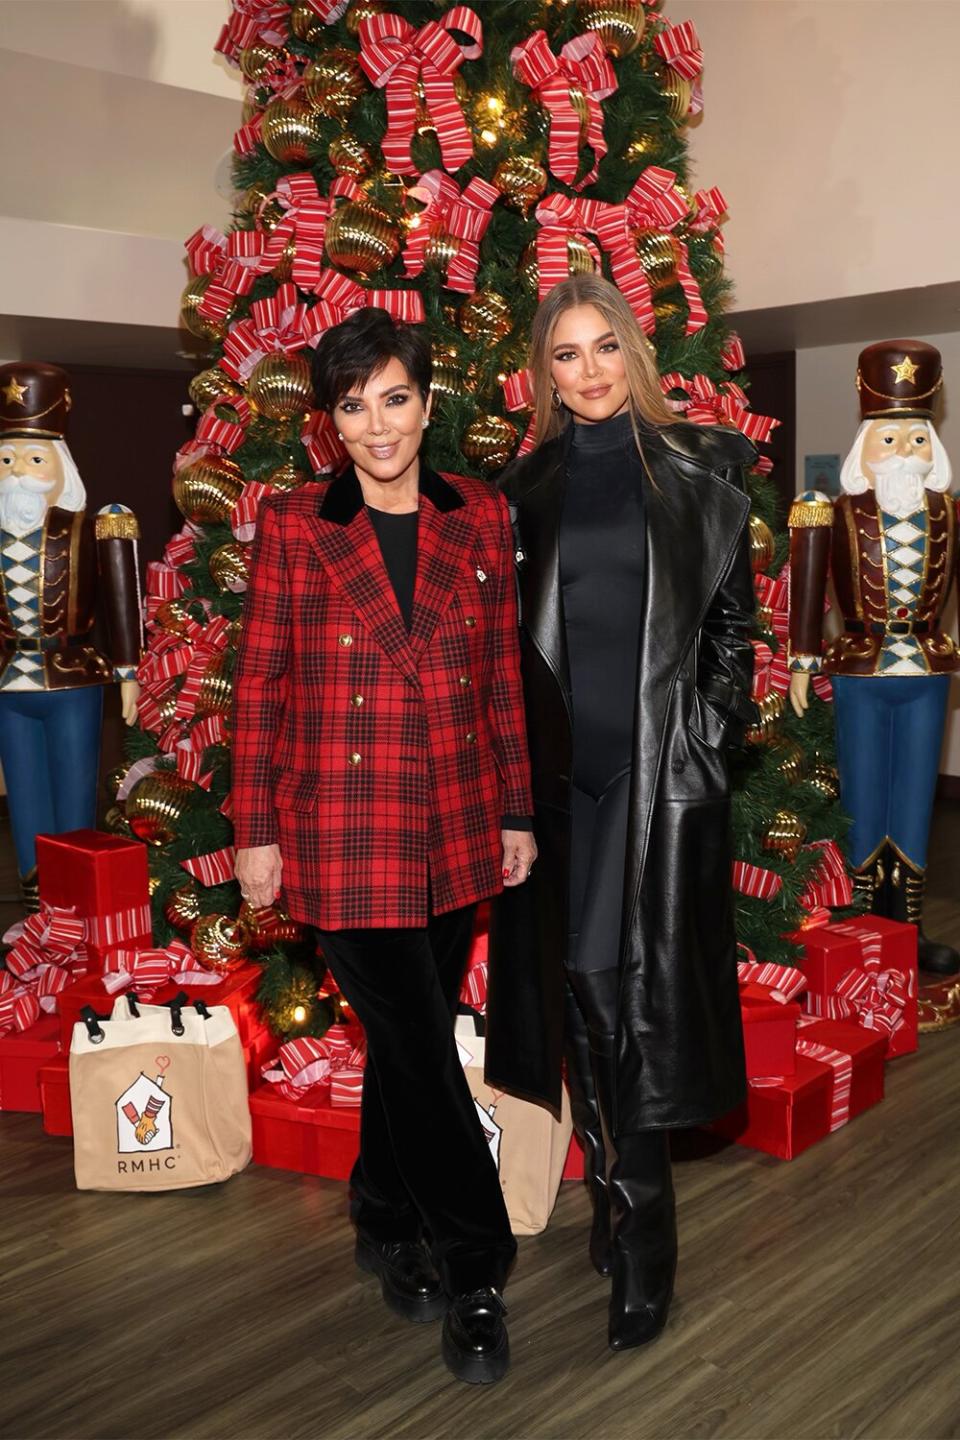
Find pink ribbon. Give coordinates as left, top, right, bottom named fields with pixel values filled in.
left=403, top=170, right=499, bottom=293
left=358, top=6, right=483, bottom=176
left=511, top=29, right=616, bottom=191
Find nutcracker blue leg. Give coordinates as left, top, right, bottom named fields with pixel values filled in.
left=832, top=675, right=957, bottom=974
left=0, top=686, right=104, bottom=909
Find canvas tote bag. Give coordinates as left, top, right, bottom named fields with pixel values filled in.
left=69, top=991, right=252, bottom=1191
left=455, top=1016, right=573, bottom=1236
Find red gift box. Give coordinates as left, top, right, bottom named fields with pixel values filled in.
left=740, top=983, right=800, bottom=1080
left=56, top=962, right=264, bottom=1051
left=36, top=830, right=152, bottom=970
left=562, top=1133, right=585, bottom=1181
left=795, top=916, right=918, bottom=1060
left=0, top=1015, right=60, bottom=1112
left=713, top=1016, right=885, bottom=1160
left=249, top=1083, right=360, bottom=1179
left=39, top=1053, right=71, bottom=1136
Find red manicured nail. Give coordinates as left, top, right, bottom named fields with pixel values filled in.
left=503, top=869, right=511, bottom=878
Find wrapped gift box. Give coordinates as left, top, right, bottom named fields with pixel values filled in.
left=249, top=1083, right=360, bottom=1179
left=795, top=916, right=918, bottom=1060
left=562, top=1133, right=585, bottom=1181
left=713, top=1017, right=886, bottom=1160
left=0, top=1015, right=60, bottom=1112
left=740, top=983, right=800, bottom=1080
left=39, top=1054, right=71, bottom=1136
left=56, top=962, right=264, bottom=1051
left=36, top=830, right=152, bottom=971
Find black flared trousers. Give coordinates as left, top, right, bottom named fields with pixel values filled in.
left=316, top=905, right=516, bottom=1295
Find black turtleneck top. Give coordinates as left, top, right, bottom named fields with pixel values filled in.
left=560, top=410, right=646, bottom=799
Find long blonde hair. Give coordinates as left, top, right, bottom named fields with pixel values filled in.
left=528, top=274, right=676, bottom=448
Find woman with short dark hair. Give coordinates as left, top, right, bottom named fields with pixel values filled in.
left=233, top=308, right=536, bottom=1385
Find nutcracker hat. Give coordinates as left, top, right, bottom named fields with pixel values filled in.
left=0, top=362, right=72, bottom=440
left=856, top=340, right=942, bottom=420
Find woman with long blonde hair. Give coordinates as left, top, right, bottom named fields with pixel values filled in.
left=486, top=275, right=757, bottom=1351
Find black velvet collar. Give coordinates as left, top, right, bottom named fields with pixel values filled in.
left=317, top=463, right=466, bottom=526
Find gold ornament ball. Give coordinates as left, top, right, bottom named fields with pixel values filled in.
left=662, top=69, right=693, bottom=124
left=493, top=156, right=548, bottom=218
left=808, top=760, right=841, bottom=801
left=576, top=0, right=646, bottom=57
left=430, top=361, right=467, bottom=401
left=749, top=514, right=776, bottom=574
left=188, top=368, right=243, bottom=412
left=328, top=135, right=373, bottom=179
left=325, top=202, right=400, bottom=275
left=626, top=131, right=658, bottom=165
left=164, top=882, right=202, bottom=933
left=154, top=598, right=194, bottom=637
left=180, top=275, right=229, bottom=342
left=653, top=296, right=683, bottom=328
left=461, top=414, right=518, bottom=475
left=239, top=42, right=282, bottom=83
left=745, top=690, right=786, bottom=746
left=761, top=810, right=808, bottom=865
left=520, top=236, right=596, bottom=294
left=304, top=48, right=365, bottom=117
left=126, top=772, right=196, bottom=847
left=345, top=0, right=384, bottom=35
left=266, top=461, right=310, bottom=492
left=247, top=353, right=314, bottom=420
left=239, top=182, right=285, bottom=234
left=290, top=1, right=327, bottom=43
left=261, top=95, right=327, bottom=165
left=773, top=738, right=805, bottom=786
left=191, top=912, right=251, bottom=974
left=196, top=652, right=234, bottom=718
left=458, top=291, right=513, bottom=348
left=209, top=542, right=250, bottom=593
left=635, top=229, right=681, bottom=293
left=105, top=761, right=132, bottom=802
left=173, top=454, right=244, bottom=525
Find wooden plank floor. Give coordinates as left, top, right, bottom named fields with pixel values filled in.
left=1, top=806, right=959, bottom=1440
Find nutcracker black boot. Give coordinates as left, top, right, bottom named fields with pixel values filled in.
left=563, top=982, right=611, bottom=1277
left=591, top=1033, right=677, bottom=1352
left=891, top=853, right=960, bottom=976
left=852, top=848, right=887, bottom=917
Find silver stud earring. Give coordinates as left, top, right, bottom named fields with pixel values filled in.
left=337, top=431, right=344, bottom=440
left=422, top=417, right=429, bottom=429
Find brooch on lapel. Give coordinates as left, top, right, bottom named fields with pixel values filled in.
left=476, top=567, right=487, bottom=583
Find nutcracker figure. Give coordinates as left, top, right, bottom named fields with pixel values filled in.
left=0, top=363, right=143, bottom=910
left=788, top=339, right=958, bottom=975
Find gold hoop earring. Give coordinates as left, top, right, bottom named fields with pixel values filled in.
left=551, top=387, right=563, bottom=411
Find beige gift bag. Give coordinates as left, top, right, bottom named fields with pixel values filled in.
left=456, top=1016, right=572, bottom=1237
left=69, top=992, right=252, bottom=1191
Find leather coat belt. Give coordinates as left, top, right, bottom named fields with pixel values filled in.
left=0, top=633, right=85, bottom=653
left=845, top=619, right=935, bottom=637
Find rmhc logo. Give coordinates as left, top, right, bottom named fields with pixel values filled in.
left=117, top=1156, right=178, bottom=1173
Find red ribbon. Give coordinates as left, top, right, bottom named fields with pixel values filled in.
left=590, top=167, right=702, bottom=334
left=511, top=29, right=616, bottom=191
left=827, top=967, right=910, bottom=1038
left=3, top=904, right=90, bottom=1015
left=732, top=860, right=782, bottom=901
left=358, top=6, right=483, bottom=177
left=403, top=170, right=499, bottom=293
left=737, top=957, right=807, bottom=1003
left=722, top=334, right=746, bottom=372
left=254, top=174, right=334, bottom=293
left=659, top=372, right=780, bottom=444
left=799, top=839, right=853, bottom=912
left=175, top=402, right=253, bottom=477
left=214, top=0, right=290, bottom=66
left=530, top=194, right=601, bottom=300
left=501, top=369, right=538, bottom=458
left=220, top=283, right=313, bottom=382
left=262, top=1028, right=367, bottom=1101
left=100, top=940, right=196, bottom=1001
left=654, top=19, right=704, bottom=117
left=760, top=563, right=834, bottom=703
left=181, top=847, right=237, bottom=888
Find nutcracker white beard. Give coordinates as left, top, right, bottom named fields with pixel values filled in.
left=0, top=475, right=55, bottom=536
left=869, top=452, right=933, bottom=519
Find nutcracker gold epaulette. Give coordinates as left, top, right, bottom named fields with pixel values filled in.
left=788, top=490, right=834, bottom=528
left=95, top=507, right=140, bottom=541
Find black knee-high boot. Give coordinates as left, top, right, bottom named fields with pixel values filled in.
left=563, top=982, right=611, bottom=1277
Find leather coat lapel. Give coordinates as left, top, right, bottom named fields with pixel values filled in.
left=514, top=436, right=572, bottom=714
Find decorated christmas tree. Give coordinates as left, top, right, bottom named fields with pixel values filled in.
left=114, top=0, right=850, bottom=1039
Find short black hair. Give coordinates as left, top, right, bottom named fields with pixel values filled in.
left=310, top=307, right=432, bottom=413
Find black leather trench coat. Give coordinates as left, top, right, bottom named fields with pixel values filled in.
left=486, top=420, right=757, bottom=1133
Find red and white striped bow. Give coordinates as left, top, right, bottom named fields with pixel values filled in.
left=659, top=372, right=780, bottom=444
left=185, top=226, right=266, bottom=323
left=175, top=402, right=253, bottom=478
left=654, top=19, right=703, bottom=117
left=358, top=6, right=483, bottom=177
left=530, top=194, right=601, bottom=300
left=501, top=369, right=538, bottom=459
left=591, top=167, right=704, bottom=335
left=511, top=29, right=616, bottom=191
left=220, top=283, right=313, bottom=383
left=403, top=170, right=499, bottom=293
left=255, top=173, right=336, bottom=293
left=215, top=0, right=290, bottom=66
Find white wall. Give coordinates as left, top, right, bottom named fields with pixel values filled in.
left=680, top=0, right=960, bottom=314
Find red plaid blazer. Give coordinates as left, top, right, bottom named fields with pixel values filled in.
left=232, top=465, right=533, bottom=929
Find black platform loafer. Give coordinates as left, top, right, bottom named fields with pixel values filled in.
left=355, top=1235, right=448, bottom=1323
left=441, top=1288, right=510, bottom=1385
